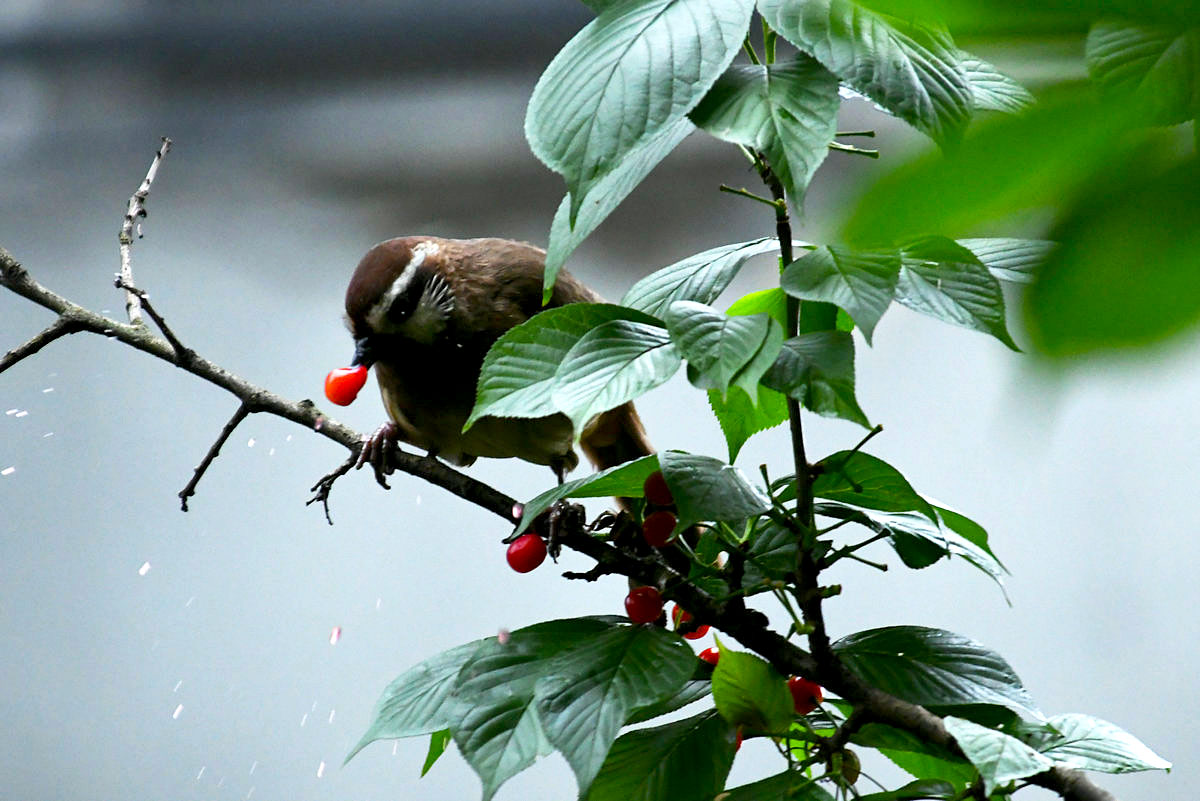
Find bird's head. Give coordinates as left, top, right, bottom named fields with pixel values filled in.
left=344, top=237, right=456, bottom=364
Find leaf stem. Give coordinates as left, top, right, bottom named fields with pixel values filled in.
left=834, top=130, right=876, bottom=138
left=719, top=184, right=781, bottom=209
left=742, top=37, right=761, bottom=65
left=829, top=142, right=880, bottom=159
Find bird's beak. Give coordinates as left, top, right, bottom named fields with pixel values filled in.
left=351, top=336, right=376, bottom=368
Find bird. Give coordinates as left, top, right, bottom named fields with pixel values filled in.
left=342, top=236, right=654, bottom=485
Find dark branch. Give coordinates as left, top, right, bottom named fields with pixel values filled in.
left=114, top=276, right=195, bottom=365
left=180, top=401, right=254, bottom=511
left=0, top=313, right=85, bottom=374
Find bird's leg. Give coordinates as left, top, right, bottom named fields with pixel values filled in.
left=354, top=421, right=400, bottom=489
left=545, top=456, right=573, bottom=559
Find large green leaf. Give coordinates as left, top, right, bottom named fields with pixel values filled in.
left=759, top=0, right=973, bottom=145
left=852, top=722, right=975, bottom=790
left=707, top=385, right=790, bottom=462
left=666, top=301, right=783, bottom=398
left=449, top=617, right=622, bottom=800
left=855, top=779, right=958, bottom=801
left=762, top=330, right=870, bottom=427
left=711, top=646, right=795, bottom=733
left=689, top=54, right=840, bottom=206
left=420, top=730, right=452, bottom=777
left=545, top=117, right=694, bottom=298
left=943, top=716, right=1053, bottom=794
left=552, top=319, right=681, bottom=433
left=535, top=623, right=697, bottom=792
left=808, top=451, right=937, bottom=520
left=1087, top=18, right=1200, bottom=125
left=513, top=454, right=658, bottom=535
left=723, top=770, right=837, bottom=800
left=1025, top=161, right=1200, bottom=356
left=621, top=238, right=783, bottom=318
left=469, top=304, right=661, bottom=428
left=896, top=237, right=1017, bottom=349
left=956, top=238, right=1056, bottom=285
left=526, top=0, right=755, bottom=221
left=626, top=677, right=713, bottom=725
left=346, top=638, right=486, bottom=762
left=1029, top=713, right=1172, bottom=773
left=832, top=626, right=1042, bottom=719
left=584, top=710, right=735, bottom=801
left=959, top=52, right=1035, bottom=113
left=659, top=449, right=773, bottom=528
left=781, top=246, right=901, bottom=342
left=740, top=519, right=799, bottom=590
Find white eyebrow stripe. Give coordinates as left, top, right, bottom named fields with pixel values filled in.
left=364, top=241, right=439, bottom=330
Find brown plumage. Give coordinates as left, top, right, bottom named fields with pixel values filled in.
left=344, top=236, right=654, bottom=479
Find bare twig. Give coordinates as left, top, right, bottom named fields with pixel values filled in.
left=114, top=276, right=194, bottom=364
left=118, top=137, right=172, bottom=324
left=180, top=401, right=254, bottom=511
left=0, top=313, right=85, bottom=374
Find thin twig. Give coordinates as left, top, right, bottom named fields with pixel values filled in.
left=114, top=276, right=194, bottom=364
left=118, top=137, right=172, bottom=324
left=829, top=141, right=880, bottom=159
left=0, top=314, right=84, bottom=374
left=719, top=184, right=781, bottom=209
left=179, top=401, right=254, bottom=511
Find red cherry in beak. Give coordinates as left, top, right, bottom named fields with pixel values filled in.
left=325, top=365, right=368, bottom=406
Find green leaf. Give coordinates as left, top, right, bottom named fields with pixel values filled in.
left=689, top=54, right=840, bottom=206
left=935, top=504, right=1005, bottom=569
left=545, top=117, right=694, bottom=298
left=808, top=451, right=937, bottom=520
left=782, top=246, right=901, bottom=342
left=450, top=617, right=622, bottom=800
left=896, top=237, right=1017, bottom=349
left=1026, top=161, right=1200, bottom=356
left=666, top=302, right=783, bottom=398
left=346, top=638, right=485, bottom=763
left=526, top=0, right=755, bottom=221
left=584, top=710, right=735, bottom=801
left=856, top=779, right=959, bottom=801
left=421, top=729, right=452, bottom=777
left=759, top=0, right=972, bottom=145
left=535, top=623, right=697, bottom=792
left=469, top=304, right=662, bottom=428
left=853, top=722, right=975, bottom=790
left=1087, top=19, right=1200, bottom=126
left=514, top=454, right=659, bottom=535
left=552, top=319, right=681, bottom=433
left=659, top=449, right=773, bottom=528
left=943, top=716, right=1054, bottom=794
left=959, top=52, right=1035, bottom=113
left=1029, top=713, right=1172, bottom=773
left=955, top=238, right=1056, bottom=285
left=832, top=626, right=1042, bottom=720
left=621, top=238, right=783, bottom=318
left=721, top=769, right=837, bottom=800
left=626, top=677, right=713, bottom=725
left=762, top=331, right=870, bottom=427
left=741, top=519, right=798, bottom=590
left=707, top=385, right=790, bottom=462
left=711, top=646, right=795, bottom=732
left=727, top=286, right=790, bottom=326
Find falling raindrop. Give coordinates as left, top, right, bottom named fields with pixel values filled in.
left=5, top=409, right=16, bottom=415
left=286, top=434, right=293, bottom=442
left=1, top=467, right=14, bottom=477
left=415, top=494, right=422, bottom=506
left=185, top=596, right=195, bottom=608
left=249, top=760, right=258, bottom=776
left=42, top=432, right=53, bottom=438
left=311, top=701, right=318, bottom=712
left=172, top=704, right=183, bottom=719
left=300, top=713, right=308, bottom=727
left=14, top=410, right=28, bottom=418
left=138, top=561, right=151, bottom=576
left=173, top=680, right=183, bottom=693
left=42, top=387, right=53, bottom=393
left=316, top=761, right=326, bottom=779
left=196, top=766, right=206, bottom=781
left=328, top=709, right=335, bottom=724
left=246, top=787, right=255, bottom=799
left=392, top=742, right=398, bottom=756
left=329, top=626, right=342, bottom=645
left=268, top=448, right=275, bottom=456
left=246, top=437, right=256, bottom=448
left=375, top=597, right=381, bottom=611
left=217, top=777, right=225, bottom=789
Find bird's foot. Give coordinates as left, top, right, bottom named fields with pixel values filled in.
left=355, top=421, right=400, bottom=489
left=545, top=498, right=585, bottom=560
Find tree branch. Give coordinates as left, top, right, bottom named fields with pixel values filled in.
left=118, top=137, right=172, bottom=324
left=0, top=313, right=85, bottom=374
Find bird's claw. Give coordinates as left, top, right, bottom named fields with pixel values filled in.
left=355, top=421, right=399, bottom=489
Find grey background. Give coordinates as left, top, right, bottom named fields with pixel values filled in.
left=1, top=3, right=1195, bottom=800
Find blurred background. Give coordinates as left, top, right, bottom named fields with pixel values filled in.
left=1, top=2, right=1195, bottom=800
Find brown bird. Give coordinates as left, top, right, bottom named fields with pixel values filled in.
left=343, top=236, right=653, bottom=484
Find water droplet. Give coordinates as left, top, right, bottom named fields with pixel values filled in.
left=185, top=596, right=195, bottom=608
left=173, top=680, right=183, bottom=693
left=14, top=410, right=28, bottom=418
left=316, top=761, right=326, bottom=779
left=42, top=432, right=53, bottom=438
left=42, top=387, right=54, bottom=393
left=246, top=787, right=255, bottom=799
left=392, top=742, right=398, bottom=756
left=172, top=704, right=183, bottom=719
left=286, top=434, right=293, bottom=442
left=328, top=709, right=335, bottom=724
left=1, top=467, right=14, bottom=477
left=246, top=437, right=256, bottom=448
left=311, top=701, right=318, bottom=712
left=300, top=713, right=308, bottom=727
left=196, top=766, right=206, bottom=781
left=6, top=408, right=18, bottom=415
left=375, top=597, right=381, bottom=611
left=329, top=626, right=342, bottom=645
left=249, top=760, right=258, bottom=776
left=217, top=777, right=225, bottom=788
left=415, top=494, right=422, bottom=505
left=268, top=448, right=275, bottom=456
left=138, top=561, right=151, bottom=576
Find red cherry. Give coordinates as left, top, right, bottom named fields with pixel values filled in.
left=671, top=604, right=710, bottom=640
left=787, top=676, right=824, bottom=715
left=324, top=365, right=368, bottom=406
left=641, top=510, right=677, bottom=547
left=643, top=470, right=674, bottom=507
left=698, top=647, right=720, bottom=666
left=624, top=586, right=663, bottom=624
left=735, top=728, right=743, bottom=751
left=506, top=533, right=547, bottom=573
